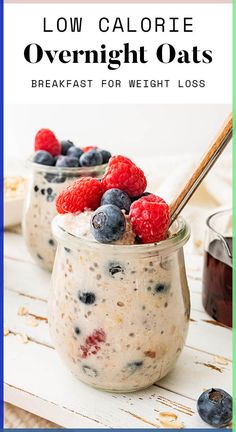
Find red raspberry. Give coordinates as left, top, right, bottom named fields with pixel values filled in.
left=82, top=145, right=97, bottom=153
left=101, top=155, right=147, bottom=197
left=56, top=177, right=104, bottom=214
left=80, top=329, right=106, bottom=359
left=130, top=194, right=170, bottom=244
left=35, top=128, right=61, bottom=156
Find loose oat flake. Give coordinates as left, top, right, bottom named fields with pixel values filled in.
left=17, top=333, right=29, bottom=344
left=26, top=316, right=39, bottom=327
left=214, top=355, right=229, bottom=366
left=4, top=328, right=10, bottom=336
left=18, top=306, right=28, bottom=316
left=158, top=412, right=184, bottom=429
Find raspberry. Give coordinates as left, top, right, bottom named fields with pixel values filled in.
left=56, top=177, right=104, bottom=214
left=102, top=155, right=147, bottom=197
left=82, top=145, right=97, bottom=153
left=35, top=128, right=61, bottom=156
left=80, top=329, right=106, bottom=359
left=129, top=194, right=170, bottom=244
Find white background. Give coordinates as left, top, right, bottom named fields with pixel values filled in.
left=5, top=104, right=231, bottom=174
left=4, top=3, right=232, bottom=104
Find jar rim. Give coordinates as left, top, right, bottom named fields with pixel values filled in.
left=26, top=156, right=107, bottom=175
left=206, top=208, right=232, bottom=235
left=52, top=214, right=191, bottom=255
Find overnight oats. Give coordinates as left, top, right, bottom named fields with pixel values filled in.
left=22, top=129, right=110, bottom=271
left=49, top=156, right=191, bottom=392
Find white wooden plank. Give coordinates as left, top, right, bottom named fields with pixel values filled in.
left=187, top=310, right=232, bottom=359
left=4, top=334, right=211, bottom=429
left=4, top=231, right=34, bottom=264
left=5, top=257, right=50, bottom=301
left=4, top=290, right=51, bottom=347
left=159, top=345, right=232, bottom=398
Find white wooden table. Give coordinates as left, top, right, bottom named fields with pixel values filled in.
left=4, top=230, right=232, bottom=429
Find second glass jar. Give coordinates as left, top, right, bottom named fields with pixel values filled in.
left=22, top=160, right=106, bottom=272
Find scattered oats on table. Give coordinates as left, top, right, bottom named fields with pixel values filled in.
left=26, top=316, right=39, bottom=327
left=17, top=306, right=28, bottom=316
left=16, top=333, right=29, bottom=344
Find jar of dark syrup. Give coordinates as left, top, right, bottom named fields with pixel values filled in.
left=202, top=209, right=232, bottom=327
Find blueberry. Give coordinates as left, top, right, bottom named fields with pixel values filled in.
left=82, top=365, right=98, bottom=378
left=33, top=150, right=54, bottom=166
left=48, top=239, right=55, bottom=246
left=127, top=361, right=143, bottom=374
left=154, top=283, right=168, bottom=293
left=47, top=193, right=56, bottom=202
left=44, top=173, right=66, bottom=183
left=101, top=188, right=131, bottom=214
left=54, top=155, right=62, bottom=165
left=47, top=187, right=53, bottom=195
left=99, top=149, right=111, bottom=164
left=78, top=292, right=96, bottom=305
left=64, top=247, right=71, bottom=253
left=131, top=191, right=151, bottom=202
left=60, top=140, right=74, bottom=155
left=197, top=388, right=232, bottom=427
left=34, top=185, right=39, bottom=192
left=108, top=262, right=125, bottom=278
left=80, top=149, right=103, bottom=167
left=91, top=205, right=126, bottom=243
left=74, top=326, right=80, bottom=335
left=55, top=156, right=80, bottom=168
left=67, top=146, right=84, bottom=159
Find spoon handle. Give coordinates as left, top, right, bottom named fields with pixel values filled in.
left=169, top=113, right=233, bottom=225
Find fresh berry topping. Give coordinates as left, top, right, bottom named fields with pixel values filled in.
left=90, top=204, right=126, bottom=243
left=54, top=155, right=62, bottom=164
left=33, top=150, right=54, bottom=166
left=80, top=329, right=106, bottom=359
left=80, top=149, right=103, bottom=167
left=78, top=292, right=96, bottom=305
left=100, top=149, right=112, bottom=164
left=56, top=177, right=104, bottom=214
left=101, top=188, right=131, bottom=214
left=102, top=155, right=147, bottom=197
left=34, top=128, right=61, bottom=156
left=55, top=156, right=79, bottom=168
left=67, top=146, right=84, bottom=159
left=197, top=389, right=232, bottom=427
left=60, top=140, right=74, bottom=155
left=129, top=194, right=170, bottom=244
left=131, top=191, right=151, bottom=202
left=82, top=145, right=97, bottom=153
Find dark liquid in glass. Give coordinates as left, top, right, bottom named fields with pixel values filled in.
left=202, top=237, right=232, bottom=327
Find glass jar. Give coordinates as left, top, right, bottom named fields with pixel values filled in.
left=22, top=159, right=106, bottom=272
left=202, top=209, right=232, bottom=327
left=49, top=215, right=190, bottom=392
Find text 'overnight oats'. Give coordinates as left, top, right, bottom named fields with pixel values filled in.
left=49, top=155, right=190, bottom=392
left=22, top=128, right=111, bottom=271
